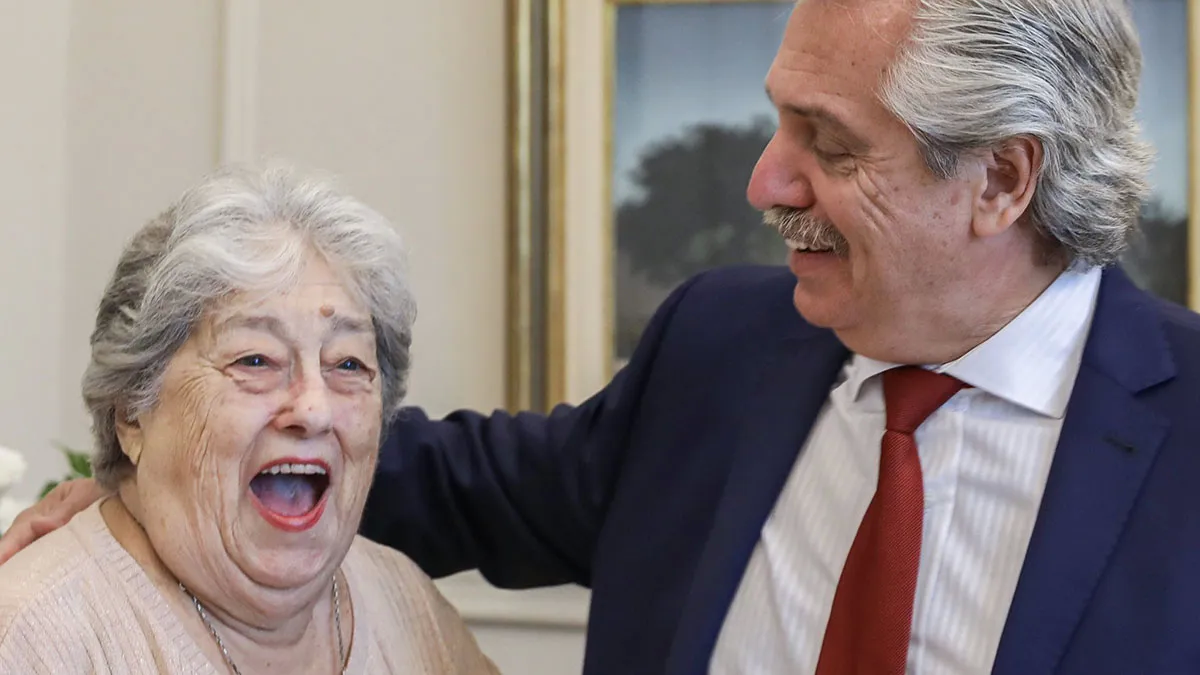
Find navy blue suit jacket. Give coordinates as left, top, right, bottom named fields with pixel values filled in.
left=360, top=265, right=1200, bottom=674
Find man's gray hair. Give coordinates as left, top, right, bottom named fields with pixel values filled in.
left=878, top=0, right=1153, bottom=265
left=83, top=163, right=418, bottom=489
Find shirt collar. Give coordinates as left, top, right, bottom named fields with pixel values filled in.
left=843, top=265, right=1102, bottom=418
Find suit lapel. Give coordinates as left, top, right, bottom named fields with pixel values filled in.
left=991, top=268, right=1174, bottom=675
left=665, top=329, right=849, bottom=675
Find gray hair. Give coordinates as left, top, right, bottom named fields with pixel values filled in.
left=83, top=163, right=417, bottom=489
left=877, top=0, right=1153, bottom=266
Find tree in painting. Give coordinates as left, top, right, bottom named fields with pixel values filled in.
left=617, top=117, right=781, bottom=285
left=614, top=115, right=1189, bottom=359
left=1120, top=198, right=1188, bottom=305
left=615, top=117, right=782, bottom=357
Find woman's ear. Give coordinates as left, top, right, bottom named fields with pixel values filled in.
left=115, top=413, right=144, bottom=466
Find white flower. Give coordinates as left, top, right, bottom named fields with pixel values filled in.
left=0, top=445, right=27, bottom=498
left=0, top=495, right=32, bottom=534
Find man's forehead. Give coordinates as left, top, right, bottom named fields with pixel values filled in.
left=770, top=0, right=915, bottom=94
left=785, top=0, right=915, bottom=57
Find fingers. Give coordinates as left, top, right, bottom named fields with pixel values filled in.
left=59, top=478, right=107, bottom=513
left=29, top=515, right=70, bottom=539
left=0, top=522, right=37, bottom=565
left=0, top=478, right=107, bottom=565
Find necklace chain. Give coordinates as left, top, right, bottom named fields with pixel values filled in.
left=179, top=576, right=346, bottom=675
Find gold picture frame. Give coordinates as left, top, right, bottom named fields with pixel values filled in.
left=507, top=0, right=566, bottom=412
left=508, top=0, right=1200, bottom=411
left=1190, top=0, right=1200, bottom=306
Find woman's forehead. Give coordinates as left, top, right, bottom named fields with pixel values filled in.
left=200, top=286, right=373, bottom=343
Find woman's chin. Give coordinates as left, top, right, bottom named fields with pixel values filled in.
left=234, top=498, right=344, bottom=591
left=236, top=545, right=336, bottom=594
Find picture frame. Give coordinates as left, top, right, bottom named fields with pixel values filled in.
left=506, top=0, right=568, bottom=412
left=431, top=0, right=591, bottom=630
left=509, top=0, right=1200, bottom=409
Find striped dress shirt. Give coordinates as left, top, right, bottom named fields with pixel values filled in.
left=709, top=265, right=1103, bottom=674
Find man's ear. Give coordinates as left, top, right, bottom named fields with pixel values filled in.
left=973, top=135, right=1043, bottom=238
left=114, top=413, right=144, bottom=466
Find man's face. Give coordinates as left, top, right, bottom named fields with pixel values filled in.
left=749, top=0, right=995, bottom=359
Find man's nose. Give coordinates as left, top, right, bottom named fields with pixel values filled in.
left=746, top=132, right=816, bottom=212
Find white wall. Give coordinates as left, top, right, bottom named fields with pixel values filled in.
left=61, top=0, right=223, bottom=453
left=0, top=1, right=586, bottom=672
left=0, top=0, right=71, bottom=499
left=253, top=0, right=508, bottom=417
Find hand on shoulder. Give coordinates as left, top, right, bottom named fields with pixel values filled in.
left=0, top=478, right=107, bottom=564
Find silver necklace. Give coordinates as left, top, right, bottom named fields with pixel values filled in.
left=179, top=576, right=346, bottom=675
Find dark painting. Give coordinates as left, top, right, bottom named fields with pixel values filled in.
left=610, top=0, right=1191, bottom=369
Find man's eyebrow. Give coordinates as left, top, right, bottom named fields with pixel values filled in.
left=765, top=85, right=870, bottom=150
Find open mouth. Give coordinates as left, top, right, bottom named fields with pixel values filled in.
left=249, top=460, right=332, bottom=531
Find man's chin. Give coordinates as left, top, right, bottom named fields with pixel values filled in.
left=791, top=283, right=845, bottom=328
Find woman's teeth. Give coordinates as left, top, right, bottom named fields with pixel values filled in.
left=259, top=463, right=327, bottom=476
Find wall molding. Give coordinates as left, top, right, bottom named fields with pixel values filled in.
left=435, top=572, right=590, bottom=629
left=219, top=0, right=259, bottom=164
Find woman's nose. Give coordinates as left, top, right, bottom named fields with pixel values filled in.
left=277, top=372, right=334, bottom=438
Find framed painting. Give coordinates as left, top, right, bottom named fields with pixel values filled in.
left=509, top=0, right=1200, bottom=409
left=1120, top=0, right=1198, bottom=308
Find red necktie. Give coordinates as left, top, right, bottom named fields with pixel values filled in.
left=814, top=366, right=967, bottom=675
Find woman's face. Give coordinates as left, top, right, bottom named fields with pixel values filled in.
left=116, top=254, right=383, bottom=617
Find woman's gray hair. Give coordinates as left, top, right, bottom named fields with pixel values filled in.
left=878, top=0, right=1153, bottom=266
left=83, top=163, right=417, bottom=489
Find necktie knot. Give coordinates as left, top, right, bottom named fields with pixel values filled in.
left=882, top=366, right=967, bottom=435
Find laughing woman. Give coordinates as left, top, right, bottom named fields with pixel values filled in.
left=0, top=165, right=499, bottom=674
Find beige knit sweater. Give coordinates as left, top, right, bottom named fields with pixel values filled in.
left=0, top=502, right=500, bottom=674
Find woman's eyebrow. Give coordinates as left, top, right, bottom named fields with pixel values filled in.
left=214, top=312, right=373, bottom=341
left=327, top=314, right=373, bottom=337
left=217, top=314, right=292, bottom=341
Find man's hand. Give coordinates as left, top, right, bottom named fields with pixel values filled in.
left=0, top=478, right=107, bottom=564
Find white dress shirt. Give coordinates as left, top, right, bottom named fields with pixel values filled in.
left=709, top=265, right=1103, bottom=674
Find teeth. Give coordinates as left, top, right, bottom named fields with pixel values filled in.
left=259, top=463, right=328, bottom=476
left=785, top=239, right=833, bottom=253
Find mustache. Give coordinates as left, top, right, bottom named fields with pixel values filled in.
left=763, top=207, right=849, bottom=256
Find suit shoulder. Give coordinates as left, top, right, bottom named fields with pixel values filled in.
left=681, top=264, right=796, bottom=303
left=661, top=265, right=814, bottom=337
left=1146, top=296, right=1200, bottom=380
left=1150, top=295, right=1200, bottom=337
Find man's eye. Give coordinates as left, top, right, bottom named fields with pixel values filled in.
left=336, top=358, right=365, bottom=372
left=815, top=147, right=850, bottom=161
left=235, top=354, right=270, bottom=368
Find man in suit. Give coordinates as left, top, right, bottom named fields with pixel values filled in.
left=6, top=0, right=1200, bottom=673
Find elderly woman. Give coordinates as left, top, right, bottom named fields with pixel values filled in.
left=0, top=165, right=498, bottom=673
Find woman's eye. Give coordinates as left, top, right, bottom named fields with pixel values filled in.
left=235, top=354, right=270, bottom=368
left=336, top=358, right=365, bottom=372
